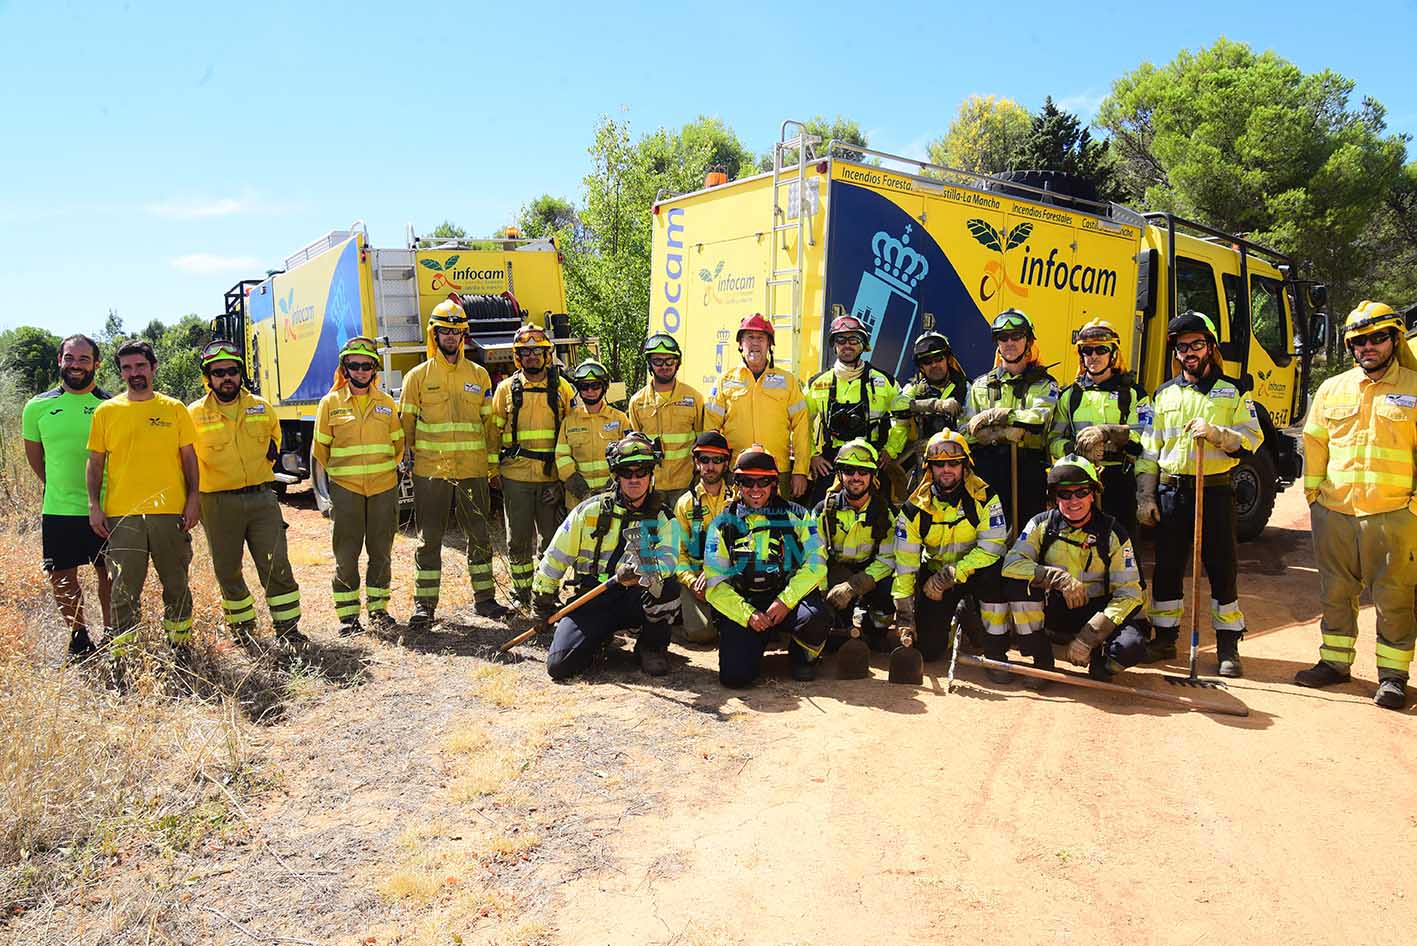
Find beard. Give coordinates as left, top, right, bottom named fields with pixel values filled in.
left=62, top=367, right=95, bottom=390
left=126, top=375, right=150, bottom=391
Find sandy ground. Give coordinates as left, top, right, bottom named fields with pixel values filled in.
left=9, top=482, right=1416, bottom=945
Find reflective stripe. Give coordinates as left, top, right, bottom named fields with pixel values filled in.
left=366, top=587, right=391, bottom=601
left=222, top=595, right=255, bottom=612
left=416, top=420, right=480, bottom=433
left=415, top=569, right=441, bottom=580
left=414, top=586, right=440, bottom=598
left=225, top=607, right=257, bottom=623
left=416, top=440, right=484, bottom=453
left=980, top=602, right=1010, bottom=637
left=332, top=589, right=360, bottom=602
left=1009, top=600, right=1045, bottom=635
left=329, top=443, right=395, bottom=458
left=314, top=430, right=333, bottom=445
left=267, top=590, right=300, bottom=607
left=270, top=603, right=302, bottom=621
left=1376, top=640, right=1414, bottom=671
left=335, top=603, right=361, bottom=618
left=517, top=428, right=556, bottom=439
left=1210, top=598, right=1245, bottom=632
left=703, top=401, right=727, bottom=416
left=327, top=460, right=397, bottom=476
left=1148, top=598, right=1183, bottom=629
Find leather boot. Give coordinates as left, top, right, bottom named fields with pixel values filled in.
left=1022, top=634, right=1053, bottom=691
left=1216, top=630, right=1244, bottom=678
left=1145, top=629, right=1178, bottom=663
left=1374, top=678, right=1407, bottom=711
left=982, top=633, right=1014, bottom=683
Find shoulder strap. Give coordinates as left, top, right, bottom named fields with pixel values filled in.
left=1067, top=384, right=1085, bottom=427
left=1118, top=376, right=1134, bottom=424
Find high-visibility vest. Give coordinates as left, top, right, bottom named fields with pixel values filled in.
left=892, top=476, right=1007, bottom=600
left=1136, top=372, right=1262, bottom=477
left=490, top=370, right=576, bottom=483
left=813, top=489, right=897, bottom=583
left=1304, top=362, right=1417, bottom=516
left=313, top=387, right=403, bottom=496
left=1051, top=372, right=1150, bottom=466
left=1001, top=508, right=1143, bottom=626
left=805, top=362, right=911, bottom=458
left=628, top=380, right=704, bottom=491
left=188, top=389, right=277, bottom=492
left=673, top=480, right=731, bottom=580
left=962, top=364, right=1062, bottom=453
left=399, top=354, right=494, bottom=479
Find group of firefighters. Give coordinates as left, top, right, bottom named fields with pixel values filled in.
left=22, top=298, right=1417, bottom=711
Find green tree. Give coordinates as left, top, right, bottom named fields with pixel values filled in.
left=758, top=114, right=870, bottom=169
left=1363, top=160, right=1417, bottom=315
left=927, top=95, right=1031, bottom=174
left=429, top=220, right=466, bottom=239
left=0, top=326, right=61, bottom=394
left=517, top=194, right=581, bottom=242
left=1095, top=38, right=1408, bottom=326
left=1014, top=96, right=1124, bottom=201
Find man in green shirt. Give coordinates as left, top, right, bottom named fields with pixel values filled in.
left=22, top=334, right=114, bottom=658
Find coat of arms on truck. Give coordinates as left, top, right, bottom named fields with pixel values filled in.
left=850, top=224, right=930, bottom=352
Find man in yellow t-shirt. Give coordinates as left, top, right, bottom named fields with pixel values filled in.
left=86, top=340, right=200, bottom=654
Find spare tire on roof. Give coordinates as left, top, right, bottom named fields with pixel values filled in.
left=987, top=170, right=1100, bottom=206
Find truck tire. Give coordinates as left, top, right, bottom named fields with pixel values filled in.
left=312, top=458, right=334, bottom=519
left=1232, top=450, right=1277, bottom=542
left=987, top=169, right=1100, bottom=204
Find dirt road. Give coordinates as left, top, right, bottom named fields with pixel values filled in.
left=11, top=483, right=1415, bottom=946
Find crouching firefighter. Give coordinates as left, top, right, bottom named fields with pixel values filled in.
left=703, top=444, right=830, bottom=687
left=1002, top=455, right=1149, bottom=687
left=814, top=439, right=897, bottom=653
left=891, top=430, right=1009, bottom=664
left=672, top=431, right=733, bottom=645
left=533, top=433, right=678, bottom=680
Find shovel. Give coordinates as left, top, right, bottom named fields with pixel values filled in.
left=835, top=616, right=871, bottom=680
left=888, top=625, right=924, bottom=685
left=1166, top=438, right=1225, bottom=689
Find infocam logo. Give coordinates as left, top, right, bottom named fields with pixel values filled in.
left=277, top=288, right=316, bottom=342
left=698, top=260, right=755, bottom=306
left=966, top=219, right=1120, bottom=300
left=419, top=255, right=508, bottom=292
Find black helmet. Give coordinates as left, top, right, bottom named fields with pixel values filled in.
left=912, top=331, right=953, bottom=359
left=991, top=308, right=1034, bottom=338
left=1166, top=311, right=1219, bottom=345
left=605, top=432, right=658, bottom=473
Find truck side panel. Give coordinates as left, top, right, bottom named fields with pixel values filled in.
left=414, top=247, right=568, bottom=325
left=266, top=236, right=367, bottom=404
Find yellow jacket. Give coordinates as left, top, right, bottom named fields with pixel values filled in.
left=188, top=389, right=278, bottom=492
left=704, top=364, right=810, bottom=475
left=490, top=370, right=577, bottom=484
left=1304, top=362, right=1417, bottom=516
left=673, top=480, right=732, bottom=584
left=399, top=354, right=494, bottom=479
left=628, top=380, right=704, bottom=491
left=313, top=387, right=404, bottom=496
left=555, top=402, right=631, bottom=493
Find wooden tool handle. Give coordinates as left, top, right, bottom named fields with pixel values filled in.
left=497, top=576, right=620, bottom=653
left=956, top=654, right=1248, bottom=717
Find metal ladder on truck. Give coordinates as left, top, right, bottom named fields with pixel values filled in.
left=766, top=120, right=820, bottom=373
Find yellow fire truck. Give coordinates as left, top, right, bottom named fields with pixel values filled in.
left=213, top=222, right=591, bottom=512
left=649, top=120, right=1328, bottom=539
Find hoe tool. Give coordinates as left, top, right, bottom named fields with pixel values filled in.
left=888, top=627, right=924, bottom=685
left=835, top=617, right=871, bottom=680
left=1166, top=438, right=1226, bottom=689
left=498, top=568, right=639, bottom=653
left=957, top=654, right=1247, bottom=717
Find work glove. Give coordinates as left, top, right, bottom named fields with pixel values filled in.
left=1305, top=488, right=1319, bottom=506
left=922, top=566, right=955, bottom=601
left=912, top=397, right=961, bottom=419
left=564, top=472, right=590, bottom=502
left=1135, top=473, right=1160, bottom=527
left=825, top=572, right=876, bottom=610
left=1067, top=612, right=1117, bottom=666
left=532, top=593, right=559, bottom=624
left=1034, top=565, right=1089, bottom=609
left=1074, top=426, right=1108, bottom=464
left=1099, top=424, right=1133, bottom=450
left=974, top=425, right=1026, bottom=447
left=539, top=482, right=564, bottom=506
left=1186, top=419, right=1241, bottom=453
left=968, top=407, right=1013, bottom=435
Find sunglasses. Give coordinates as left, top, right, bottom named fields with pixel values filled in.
left=916, top=353, right=946, bottom=366
left=433, top=326, right=465, bottom=337
left=1174, top=339, right=1209, bottom=354
left=208, top=366, right=241, bottom=378
left=693, top=453, right=729, bottom=464
left=575, top=381, right=605, bottom=391
left=648, top=357, right=679, bottom=368
left=837, top=466, right=873, bottom=476
left=1055, top=486, right=1094, bottom=501
left=995, top=331, right=1027, bottom=343
left=1078, top=346, right=1113, bottom=357
left=927, top=458, right=964, bottom=469
left=618, top=465, right=653, bottom=480
left=734, top=475, right=774, bottom=488
left=344, top=361, right=377, bottom=372
left=1350, top=331, right=1394, bottom=349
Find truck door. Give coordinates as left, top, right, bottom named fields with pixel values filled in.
left=1223, top=271, right=1296, bottom=427
left=1173, top=255, right=1225, bottom=374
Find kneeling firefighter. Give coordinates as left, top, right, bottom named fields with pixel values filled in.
left=703, top=444, right=830, bottom=686
left=1002, top=455, right=1149, bottom=686
left=815, top=438, right=898, bottom=652
left=891, top=430, right=1009, bottom=664
left=533, top=432, right=679, bottom=679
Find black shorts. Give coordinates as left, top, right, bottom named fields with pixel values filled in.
left=41, top=514, right=107, bottom=572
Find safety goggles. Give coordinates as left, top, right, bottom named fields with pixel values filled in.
left=617, top=464, right=654, bottom=480
left=648, top=356, right=679, bottom=369
left=574, top=381, right=605, bottom=392
left=995, top=331, right=1027, bottom=344
left=1078, top=345, right=1114, bottom=358
left=832, top=334, right=865, bottom=346
left=733, top=475, right=774, bottom=488
left=1054, top=486, right=1094, bottom=501
left=208, top=366, right=241, bottom=379
left=693, top=452, right=729, bottom=465
left=201, top=340, right=243, bottom=361
left=1349, top=330, right=1395, bottom=349
left=1174, top=339, right=1210, bottom=354
left=433, top=325, right=466, bottom=337
left=343, top=361, right=378, bottom=372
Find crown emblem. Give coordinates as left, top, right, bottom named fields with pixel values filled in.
left=871, top=225, right=929, bottom=294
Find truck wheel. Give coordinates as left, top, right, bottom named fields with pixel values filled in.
left=1232, top=450, right=1276, bottom=542
left=312, top=459, right=334, bottom=519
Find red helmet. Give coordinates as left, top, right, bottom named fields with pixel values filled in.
left=736, top=313, right=775, bottom=344
left=828, top=314, right=871, bottom=350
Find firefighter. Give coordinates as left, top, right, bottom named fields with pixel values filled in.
left=704, top=313, right=811, bottom=500
left=85, top=340, right=200, bottom=655
left=628, top=333, right=704, bottom=511
left=312, top=336, right=404, bottom=634
left=1136, top=311, right=1262, bottom=676
left=805, top=314, right=910, bottom=504
left=703, top=444, right=829, bottom=686
left=399, top=300, right=508, bottom=628
left=962, top=309, right=1062, bottom=532
left=188, top=340, right=304, bottom=645
left=489, top=324, right=576, bottom=607
left=555, top=358, right=631, bottom=509
left=534, top=432, right=678, bottom=679
left=672, top=431, right=733, bottom=645
left=22, top=334, right=113, bottom=659
left=815, top=438, right=897, bottom=653
left=899, top=330, right=969, bottom=482
left=1050, top=319, right=1150, bottom=540
left=1296, top=301, right=1417, bottom=710
left=1003, top=455, right=1149, bottom=687
left=891, top=431, right=1009, bottom=670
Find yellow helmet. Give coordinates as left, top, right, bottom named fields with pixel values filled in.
left=429, top=299, right=469, bottom=331
left=923, top=429, right=973, bottom=467
left=512, top=324, right=553, bottom=350
left=1342, top=301, right=1405, bottom=346
left=833, top=438, right=880, bottom=472
left=1075, top=318, right=1125, bottom=374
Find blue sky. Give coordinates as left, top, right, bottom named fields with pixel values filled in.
left=2, top=1, right=1413, bottom=338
